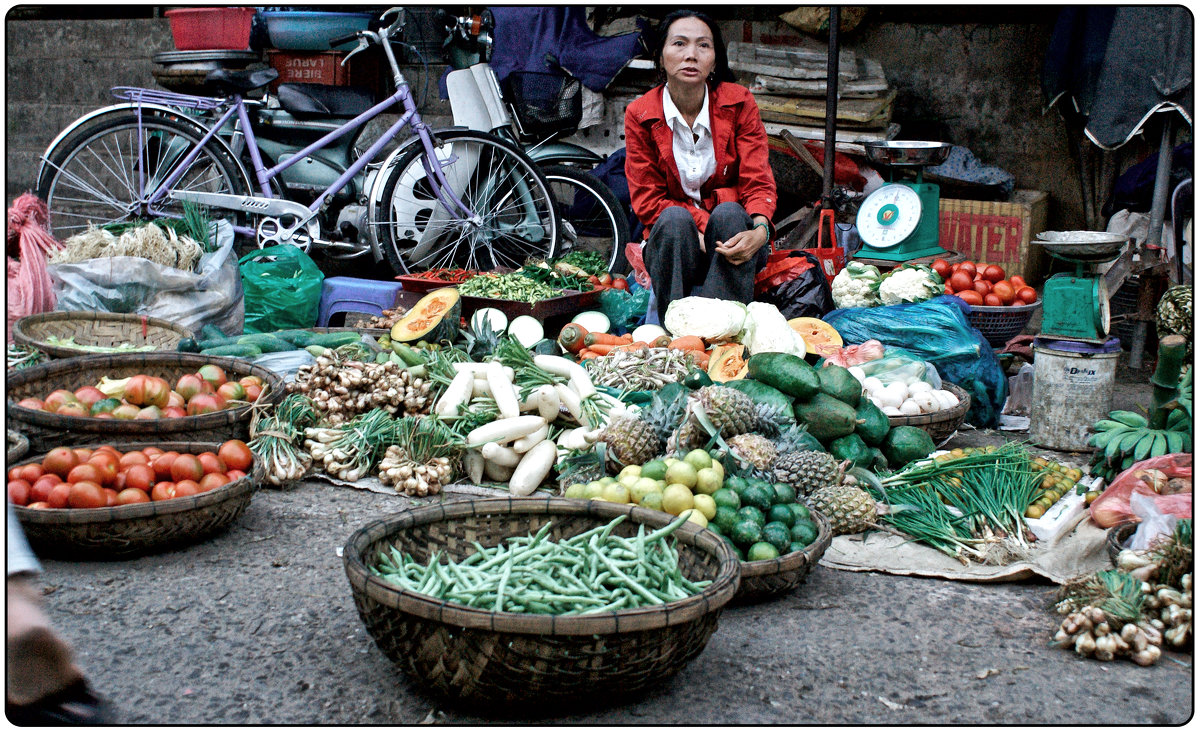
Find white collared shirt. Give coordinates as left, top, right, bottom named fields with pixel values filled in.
left=662, top=86, right=716, bottom=206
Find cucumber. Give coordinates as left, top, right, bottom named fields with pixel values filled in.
left=390, top=341, right=425, bottom=367
left=198, top=323, right=228, bottom=341
left=201, top=344, right=263, bottom=358
left=747, top=352, right=820, bottom=401
left=724, top=379, right=793, bottom=417
left=270, top=329, right=319, bottom=347
left=197, top=335, right=245, bottom=350
left=176, top=337, right=201, bottom=353
left=235, top=333, right=296, bottom=354
left=307, top=331, right=363, bottom=348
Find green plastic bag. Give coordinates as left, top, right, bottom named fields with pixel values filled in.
left=238, top=245, right=325, bottom=333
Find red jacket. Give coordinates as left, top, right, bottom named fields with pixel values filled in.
left=624, top=82, right=777, bottom=233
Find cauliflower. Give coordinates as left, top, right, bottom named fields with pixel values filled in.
left=741, top=302, right=808, bottom=357
left=664, top=296, right=747, bottom=340
left=877, top=265, right=943, bottom=306
left=832, top=262, right=882, bottom=308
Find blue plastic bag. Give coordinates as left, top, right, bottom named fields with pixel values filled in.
left=823, top=296, right=1008, bottom=427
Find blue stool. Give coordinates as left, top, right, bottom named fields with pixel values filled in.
left=316, top=277, right=404, bottom=327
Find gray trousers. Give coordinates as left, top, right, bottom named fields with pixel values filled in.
left=643, top=202, right=769, bottom=323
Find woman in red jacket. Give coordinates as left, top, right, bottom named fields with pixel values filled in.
left=625, top=10, right=777, bottom=323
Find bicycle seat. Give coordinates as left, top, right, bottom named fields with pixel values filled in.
left=277, top=83, right=375, bottom=118
left=204, top=67, right=280, bottom=94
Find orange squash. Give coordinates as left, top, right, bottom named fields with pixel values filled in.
left=787, top=317, right=844, bottom=357
left=707, top=344, right=749, bottom=382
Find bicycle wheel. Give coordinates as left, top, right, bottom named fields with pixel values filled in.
left=542, top=164, right=631, bottom=275
left=36, top=110, right=248, bottom=241
left=373, top=130, right=558, bottom=274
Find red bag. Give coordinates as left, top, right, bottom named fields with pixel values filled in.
left=625, top=241, right=651, bottom=289
left=803, top=208, right=846, bottom=285
left=1089, top=453, right=1192, bottom=528
left=754, top=247, right=814, bottom=297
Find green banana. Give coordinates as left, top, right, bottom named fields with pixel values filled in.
left=1150, top=431, right=1168, bottom=458
left=1109, top=410, right=1149, bottom=428
left=1164, top=430, right=1184, bottom=455
left=1090, top=427, right=1124, bottom=449
left=1131, top=432, right=1154, bottom=462
left=1167, top=408, right=1189, bottom=430
left=1118, top=429, right=1144, bottom=456
left=1121, top=453, right=1136, bottom=471
left=1105, top=431, right=1128, bottom=461
left=1092, top=419, right=1130, bottom=433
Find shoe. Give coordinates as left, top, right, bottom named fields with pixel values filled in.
left=7, top=680, right=109, bottom=726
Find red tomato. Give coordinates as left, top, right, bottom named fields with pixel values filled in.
left=612, top=277, right=629, bottom=291
left=17, top=464, right=44, bottom=484
left=72, top=448, right=94, bottom=463
left=225, top=470, right=247, bottom=482
left=992, top=281, right=1016, bottom=305
left=87, top=453, right=120, bottom=486
left=26, top=502, right=52, bottom=510
left=8, top=480, right=31, bottom=506
left=197, top=452, right=227, bottom=475
left=142, top=447, right=164, bottom=459
left=983, top=293, right=1004, bottom=307
left=67, top=481, right=107, bottom=509
left=944, top=284, right=954, bottom=295
left=92, top=445, right=122, bottom=458
left=113, top=472, right=129, bottom=491
left=198, top=473, right=230, bottom=492
left=41, top=447, right=81, bottom=479
left=67, top=462, right=104, bottom=486
left=118, top=451, right=150, bottom=468
left=217, top=440, right=254, bottom=472
left=29, top=478, right=58, bottom=504
left=103, top=489, right=118, bottom=507
left=931, top=258, right=952, bottom=279
left=1017, top=286, right=1037, bottom=303
left=173, top=480, right=200, bottom=498
left=16, top=398, right=45, bottom=411
left=948, top=271, right=974, bottom=293
left=958, top=261, right=977, bottom=277
left=238, top=375, right=264, bottom=388
left=982, top=265, right=1006, bottom=283
left=151, top=482, right=177, bottom=502
left=242, top=385, right=262, bottom=403
left=597, top=272, right=613, bottom=286
left=1010, top=275, right=1028, bottom=289
left=170, top=454, right=204, bottom=483
left=197, top=364, right=227, bottom=388
left=7, top=466, right=22, bottom=482
left=152, top=452, right=180, bottom=481
left=124, top=464, right=156, bottom=492
left=47, top=483, right=72, bottom=509
left=972, top=279, right=992, bottom=296
left=957, top=290, right=984, bottom=306
left=116, top=488, right=151, bottom=506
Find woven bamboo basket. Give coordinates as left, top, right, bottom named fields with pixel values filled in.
left=344, top=497, right=741, bottom=711
left=13, top=311, right=193, bottom=360
left=11, top=441, right=263, bottom=559
left=1106, top=521, right=1138, bottom=564
left=886, top=382, right=972, bottom=444
left=6, top=353, right=284, bottom=453
left=733, top=508, right=833, bottom=605
left=7, top=430, right=29, bottom=464
left=967, top=300, right=1041, bottom=348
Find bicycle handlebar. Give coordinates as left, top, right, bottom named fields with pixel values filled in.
left=329, top=32, right=360, bottom=48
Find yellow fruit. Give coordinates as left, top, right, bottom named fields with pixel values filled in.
left=619, top=473, right=641, bottom=489
left=680, top=508, right=708, bottom=528
left=630, top=477, right=661, bottom=504
left=583, top=482, right=604, bottom=499
left=664, top=461, right=698, bottom=489
left=639, top=491, right=664, bottom=512
left=1025, top=504, right=1046, bottom=519
left=564, top=484, right=586, bottom=499
left=601, top=483, right=631, bottom=504
left=661, top=484, right=695, bottom=516
left=684, top=449, right=712, bottom=472
left=692, top=494, right=717, bottom=521
left=619, top=464, right=643, bottom=479
left=640, top=460, right=668, bottom=481
left=694, top=467, right=722, bottom=495
left=709, top=460, right=724, bottom=482
left=599, top=477, right=616, bottom=486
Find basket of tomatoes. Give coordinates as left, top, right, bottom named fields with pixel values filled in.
left=6, top=353, right=283, bottom=453
left=8, top=440, right=262, bottom=559
left=933, top=259, right=1041, bottom=348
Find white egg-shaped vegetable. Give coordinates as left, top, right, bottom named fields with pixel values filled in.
left=908, top=380, right=933, bottom=393
left=869, top=395, right=886, bottom=410
left=848, top=366, right=867, bottom=383
left=932, top=389, right=959, bottom=410
left=881, top=405, right=903, bottom=417
left=879, top=381, right=909, bottom=409
left=862, top=376, right=885, bottom=395
left=911, top=391, right=939, bottom=414
left=898, top=398, right=923, bottom=416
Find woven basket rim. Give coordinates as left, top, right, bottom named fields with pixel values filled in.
left=886, top=381, right=972, bottom=429
left=11, top=441, right=261, bottom=524
left=739, top=508, right=833, bottom=578
left=344, top=497, right=742, bottom=636
left=13, top=311, right=193, bottom=359
left=6, top=353, right=282, bottom=432
left=968, top=299, right=1042, bottom=315
left=7, top=431, right=30, bottom=464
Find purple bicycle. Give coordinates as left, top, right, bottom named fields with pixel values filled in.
left=35, top=8, right=558, bottom=275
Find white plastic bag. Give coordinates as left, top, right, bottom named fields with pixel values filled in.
left=1125, top=491, right=1179, bottom=551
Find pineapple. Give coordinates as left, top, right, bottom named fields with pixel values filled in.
left=751, top=402, right=796, bottom=438
left=597, top=387, right=687, bottom=469
left=688, top=385, right=758, bottom=438
left=461, top=314, right=502, bottom=360
left=726, top=433, right=778, bottom=470
left=809, top=474, right=878, bottom=535
left=1157, top=286, right=1193, bottom=358
left=771, top=450, right=840, bottom=499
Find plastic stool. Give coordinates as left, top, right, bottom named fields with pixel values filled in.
left=316, top=276, right=404, bottom=327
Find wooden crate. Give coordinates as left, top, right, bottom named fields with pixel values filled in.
left=265, top=49, right=384, bottom=99
left=938, top=190, right=1050, bottom=285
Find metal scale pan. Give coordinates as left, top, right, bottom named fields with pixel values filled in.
left=1034, top=230, right=1129, bottom=264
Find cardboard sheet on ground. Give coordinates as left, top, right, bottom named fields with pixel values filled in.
left=818, top=520, right=1112, bottom=584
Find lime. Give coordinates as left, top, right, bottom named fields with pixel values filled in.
left=787, top=541, right=806, bottom=555
left=664, top=461, right=699, bottom=489
left=680, top=508, right=708, bottom=528
left=772, top=483, right=797, bottom=505
left=791, top=519, right=818, bottom=546
left=727, top=538, right=746, bottom=561
left=601, top=482, right=631, bottom=504
left=762, top=522, right=792, bottom=553
left=599, top=476, right=616, bottom=486
left=709, top=460, right=725, bottom=483
left=736, top=505, right=766, bottom=527
left=741, top=484, right=773, bottom=513
left=713, top=505, right=740, bottom=533
left=630, top=477, right=661, bottom=504
left=731, top=519, right=763, bottom=547
left=639, top=491, right=664, bottom=512
left=640, top=459, right=668, bottom=481
left=706, top=522, right=724, bottom=538
left=747, top=542, right=780, bottom=562
left=694, top=467, right=723, bottom=495
left=684, top=449, right=712, bottom=472
left=723, top=475, right=748, bottom=495
left=767, top=504, right=795, bottom=526
left=693, top=493, right=718, bottom=521
left=619, top=473, right=641, bottom=489
left=619, top=464, right=642, bottom=479
left=563, top=483, right=586, bottom=499
left=661, top=484, right=695, bottom=515
left=712, top=488, right=741, bottom=511
left=583, top=482, right=604, bottom=499
left=788, top=503, right=811, bottom=522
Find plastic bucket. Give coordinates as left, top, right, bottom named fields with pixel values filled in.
left=1029, top=338, right=1121, bottom=451
left=165, top=7, right=256, bottom=51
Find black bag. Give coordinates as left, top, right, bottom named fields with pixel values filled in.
left=758, top=249, right=835, bottom=319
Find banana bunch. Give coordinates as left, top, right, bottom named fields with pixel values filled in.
left=1087, top=409, right=1192, bottom=481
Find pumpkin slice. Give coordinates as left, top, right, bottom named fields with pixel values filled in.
left=787, top=317, right=844, bottom=357
left=390, top=287, right=462, bottom=343
left=707, top=343, right=749, bottom=382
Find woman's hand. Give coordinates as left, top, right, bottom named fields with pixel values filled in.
left=715, top=224, right=769, bottom=265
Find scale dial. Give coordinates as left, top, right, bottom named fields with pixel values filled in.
left=856, top=184, right=923, bottom=249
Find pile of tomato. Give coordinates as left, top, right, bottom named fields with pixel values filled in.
left=931, top=259, right=1037, bottom=307
left=587, top=272, right=628, bottom=291
left=7, top=440, right=254, bottom=510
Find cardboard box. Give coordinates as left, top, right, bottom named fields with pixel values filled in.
left=938, top=190, right=1050, bottom=285
left=266, top=49, right=384, bottom=100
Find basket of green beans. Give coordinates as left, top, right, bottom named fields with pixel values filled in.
left=343, top=497, right=741, bottom=712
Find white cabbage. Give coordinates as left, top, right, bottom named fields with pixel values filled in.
left=741, top=302, right=808, bottom=357
left=663, top=296, right=747, bottom=340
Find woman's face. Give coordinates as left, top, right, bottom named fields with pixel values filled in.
left=660, top=16, right=716, bottom=89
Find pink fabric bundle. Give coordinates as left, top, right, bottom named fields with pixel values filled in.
left=6, top=194, right=63, bottom=342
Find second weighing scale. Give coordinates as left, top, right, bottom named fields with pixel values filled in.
left=855, top=141, right=953, bottom=262
left=1035, top=231, right=1127, bottom=344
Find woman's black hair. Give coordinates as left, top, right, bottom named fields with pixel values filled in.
left=651, top=9, right=735, bottom=89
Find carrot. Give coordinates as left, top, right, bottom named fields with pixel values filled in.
left=584, top=332, right=632, bottom=347
left=651, top=335, right=672, bottom=348
left=691, top=350, right=711, bottom=369
left=668, top=336, right=706, bottom=352
left=578, top=349, right=601, bottom=360
left=614, top=341, right=650, bottom=353
left=587, top=342, right=620, bottom=356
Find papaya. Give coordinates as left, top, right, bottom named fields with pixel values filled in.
left=828, top=433, right=874, bottom=469
left=881, top=425, right=937, bottom=469
left=788, top=317, right=843, bottom=357
left=793, top=392, right=858, bottom=442
left=724, top=379, right=794, bottom=418
left=854, top=399, right=890, bottom=446
left=708, top=344, right=749, bottom=382
left=746, top=352, right=820, bottom=401
left=817, top=364, right=862, bottom=407
left=390, top=288, right=461, bottom=343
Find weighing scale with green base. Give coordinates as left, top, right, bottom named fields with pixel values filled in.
left=854, top=141, right=953, bottom=262
left=1034, top=231, right=1128, bottom=344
